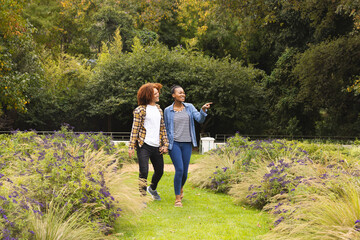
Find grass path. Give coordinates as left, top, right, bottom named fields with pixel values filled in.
left=115, top=170, right=271, bottom=240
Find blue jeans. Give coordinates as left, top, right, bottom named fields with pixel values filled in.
left=169, top=142, right=192, bottom=195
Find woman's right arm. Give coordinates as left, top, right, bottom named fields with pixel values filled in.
left=128, top=108, right=142, bottom=157
left=189, top=104, right=207, bottom=124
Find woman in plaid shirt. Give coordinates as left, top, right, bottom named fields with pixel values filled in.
left=128, top=83, right=169, bottom=200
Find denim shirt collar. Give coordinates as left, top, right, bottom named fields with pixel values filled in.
left=169, top=102, right=189, bottom=112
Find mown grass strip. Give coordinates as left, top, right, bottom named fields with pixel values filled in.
left=115, top=171, right=271, bottom=240
left=163, top=151, right=203, bottom=164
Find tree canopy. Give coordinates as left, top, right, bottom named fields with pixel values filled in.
left=1, top=0, right=360, bottom=137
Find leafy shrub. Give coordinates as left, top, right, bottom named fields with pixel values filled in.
left=0, top=127, right=138, bottom=239
left=190, top=134, right=360, bottom=239
left=84, top=36, right=266, bottom=134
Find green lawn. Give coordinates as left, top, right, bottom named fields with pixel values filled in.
left=116, top=144, right=204, bottom=165
left=115, top=171, right=271, bottom=240
left=163, top=151, right=205, bottom=164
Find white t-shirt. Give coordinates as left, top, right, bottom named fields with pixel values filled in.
left=144, top=105, right=161, bottom=147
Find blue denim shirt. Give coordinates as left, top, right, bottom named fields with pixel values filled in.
left=164, top=102, right=207, bottom=150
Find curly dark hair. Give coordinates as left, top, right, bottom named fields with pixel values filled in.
left=137, top=83, right=163, bottom=105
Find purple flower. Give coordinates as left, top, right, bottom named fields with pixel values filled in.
left=274, top=203, right=283, bottom=209
left=273, top=210, right=282, bottom=214
left=33, top=210, right=44, bottom=216
left=274, top=216, right=284, bottom=226
left=269, top=177, right=277, bottom=182
left=0, top=173, right=4, bottom=179
left=320, top=173, right=328, bottom=179
left=267, top=162, right=275, bottom=167
left=100, top=188, right=111, bottom=198
left=81, top=194, right=88, bottom=203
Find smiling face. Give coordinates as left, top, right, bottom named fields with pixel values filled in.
left=153, top=87, right=159, bottom=103
left=172, top=87, right=185, bottom=102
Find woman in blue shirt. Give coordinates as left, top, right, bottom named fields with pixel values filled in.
left=164, top=85, right=212, bottom=207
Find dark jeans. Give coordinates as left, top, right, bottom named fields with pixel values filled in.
left=137, top=143, right=164, bottom=195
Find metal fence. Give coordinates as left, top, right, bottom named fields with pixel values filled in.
left=0, top=131, right=131, bottom=141
left=214, top=133, right=359, bottom=143
left=1, top=130, right=358, bottom=143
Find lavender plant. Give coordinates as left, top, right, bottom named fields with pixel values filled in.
left=190, top=134, right=360, bottom=239
left=0, top=127, right=132, bottom=239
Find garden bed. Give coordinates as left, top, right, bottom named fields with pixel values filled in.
left=189, top=134, right=360, bottom=239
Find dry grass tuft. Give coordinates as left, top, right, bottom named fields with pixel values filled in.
left=82, top=147, right=145, bottom=215
left=189, top=151, right=240, bottom=189
left=263, top=178, right=360, bottom=240
left=28, top=198, right=104, bottom=240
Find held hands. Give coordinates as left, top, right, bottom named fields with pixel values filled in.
left=159, top=146, right=168, bottom=155
left=128, top=149, right=135, bottom=158
left=202, top=102, right=213, bottom=112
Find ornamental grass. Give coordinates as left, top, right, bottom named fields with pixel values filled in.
left=0, top=126, right=143, bottom=240
left=189, top=134, right=360, bottom=239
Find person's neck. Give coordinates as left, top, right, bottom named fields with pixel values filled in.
left=148, top=101, right=156, bottom=106
left=174, top=101, right=183, bottom=108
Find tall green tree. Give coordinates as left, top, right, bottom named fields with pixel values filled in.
left=15, top=52, right=92, bottom=130
left=23, top=0, right=98, bottom=56
left=211, top=0, right=354, bottom=72
left=263, top=48, right=317, bottom=135
left=1, top=0, right=42, bottom=130
left=89, top=5, right=135, bottom=52
left=84, top=33, right=266, bottom=133
left=294, top=35, right=360, bottom=135
left=1, top=0, right=27, bottom=117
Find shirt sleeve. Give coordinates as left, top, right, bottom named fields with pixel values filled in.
left=129, top=107, right=142, bottom=150
left=159, top=107, right=169, bottom=148
left=190, top=103, right=207, bottom=124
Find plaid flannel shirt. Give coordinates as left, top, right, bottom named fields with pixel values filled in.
left=129, top=104, right=169, bottom=150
